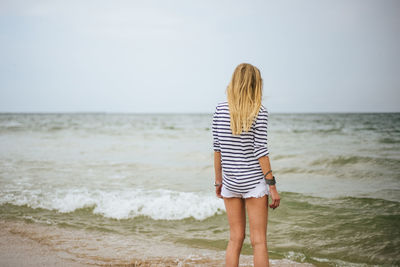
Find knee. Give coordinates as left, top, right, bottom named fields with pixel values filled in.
left=250, top=235, right=267, bottom=249
left=229, top=231, right=245, bottom=246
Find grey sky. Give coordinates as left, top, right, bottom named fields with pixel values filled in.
left=0, top=0, right=399, bottom=113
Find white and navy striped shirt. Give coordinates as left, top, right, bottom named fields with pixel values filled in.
left=212, top=101, right=269, bottom=193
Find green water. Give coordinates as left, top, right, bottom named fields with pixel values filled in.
left=1, top=112, right=399, bottom=266
left=2, top=191, right=399, bottom=266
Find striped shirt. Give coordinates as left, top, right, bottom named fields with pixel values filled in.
left=212, top=101, right=269, bottom=193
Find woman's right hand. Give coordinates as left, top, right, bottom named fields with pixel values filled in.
left=215, top=184, right=223, bottom=198
left=269, top=186, right=280, bottom=209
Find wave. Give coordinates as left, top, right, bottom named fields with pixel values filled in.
left=0, top=188, right=225, bottom=221
left=278, top=167, right=309, bottom=174
left=291, top=128, right=343, bottom=134
left=379, top=137, right=399, bottom=144
left=272, top=154, right=298, bottom=160
left=0, top=120, right=23, bottom=129
left=310, top=155, right=400, bottom=167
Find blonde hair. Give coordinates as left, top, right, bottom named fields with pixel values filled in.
left=227, top=63, right=263, bottom=135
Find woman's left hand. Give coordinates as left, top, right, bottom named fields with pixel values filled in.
left=269, top=186, right=280, bottom=209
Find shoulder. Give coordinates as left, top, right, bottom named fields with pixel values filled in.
left=255, top=105, right=268, bottom=125
left=216, top=101, right=228, bottom=109
left=258, top=104, right=269, bottom=116
left=215, top=101, right=229, bottom=113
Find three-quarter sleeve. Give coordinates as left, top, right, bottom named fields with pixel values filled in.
left=212, top=107, right=221, bottom=152
left=253, top=108, right=269, bottom=159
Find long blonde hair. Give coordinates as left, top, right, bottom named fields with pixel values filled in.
left=227, top=63, right=263, bottom=135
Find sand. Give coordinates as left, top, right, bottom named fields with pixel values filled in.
left=0, top=220, right=314, bottom=267
left=0, top=226, right=90, bottom=267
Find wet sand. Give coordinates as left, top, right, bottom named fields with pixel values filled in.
left=0, top=225, right=90, bottom=267
left=0, top=220, right=314, bottom=267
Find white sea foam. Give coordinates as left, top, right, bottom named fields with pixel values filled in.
left=0, top=120, right=22, bottom=128
left=0, top=188, right=225, bottom=220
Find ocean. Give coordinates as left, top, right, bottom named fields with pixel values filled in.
left=0, top=112, right=399, bottom=266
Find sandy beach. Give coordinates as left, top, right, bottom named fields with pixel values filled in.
left=0, top=220, right=314, bottom=267
left=0, top=222, right=90, bottom=267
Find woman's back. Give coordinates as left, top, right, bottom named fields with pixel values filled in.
left=213, top=63, right=280, bottom=267
left=212, top=101, right=269, bottom=193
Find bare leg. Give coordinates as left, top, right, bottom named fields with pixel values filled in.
left=246, top=195, right=269, bottom=267
left=223, top=197, right=246, bottom=267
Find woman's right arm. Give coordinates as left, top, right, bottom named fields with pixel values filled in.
left=212, top=106, right=223, bottom=198
left=258, top=156, right=280, bottom=209
left=214, top=151, right=223, bottom=198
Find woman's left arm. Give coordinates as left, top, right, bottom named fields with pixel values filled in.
left=258, top=156, right=280, bottom=209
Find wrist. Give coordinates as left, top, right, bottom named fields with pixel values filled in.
left=264, top=175, right=276, bottom=186
left=214, top=180, right=222, bottom=187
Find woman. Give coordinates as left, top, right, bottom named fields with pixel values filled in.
left=212, top=63, right=280, bottom=267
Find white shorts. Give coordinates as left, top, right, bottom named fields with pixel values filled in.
left=221, top=178, right=269, bottom=199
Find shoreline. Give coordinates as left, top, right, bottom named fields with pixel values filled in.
left=0, top=222, right=91, bottom=267
left=0, top=219, right=314, bottom=267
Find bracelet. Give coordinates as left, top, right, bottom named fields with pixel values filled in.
left=264, top=176, right=276, bottom=186
left=214, top=181, right=222, bottom=187
left=264, top=169, right=272, bottom=178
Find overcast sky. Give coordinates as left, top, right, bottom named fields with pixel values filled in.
left=0, top=0, right=399, bottom=113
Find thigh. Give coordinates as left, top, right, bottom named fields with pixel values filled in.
left=224, top=197, right=246, bottom=236
left=221, top=184, right=242, bottom=198
left=245, top=196, right=269, bottom=243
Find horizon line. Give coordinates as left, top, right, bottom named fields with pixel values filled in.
left=0, top=110, right=399, bottom=115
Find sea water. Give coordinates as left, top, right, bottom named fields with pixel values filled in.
left=0, top=112, right=399, bottom=266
